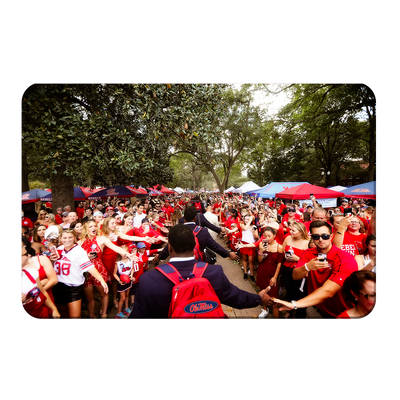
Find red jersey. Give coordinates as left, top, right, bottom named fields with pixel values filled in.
left=341, top=231, right=367, bottom=256
left=55, top=214, right=63, bottom=225
left=295, top=245, right=358, bottom=317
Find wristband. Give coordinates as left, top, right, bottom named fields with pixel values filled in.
left=336, top=231, right=343, bottom=235
left=304, top=263, right=310, bottom=271
left=291, top=300, right=297, bottom=310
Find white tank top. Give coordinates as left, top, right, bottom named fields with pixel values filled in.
left=241, top=227, right=255, bottom=243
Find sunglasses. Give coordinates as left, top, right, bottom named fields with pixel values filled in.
left=311, top=233, right=331, bottom=240
left=359, top=292, right=376, bottom=300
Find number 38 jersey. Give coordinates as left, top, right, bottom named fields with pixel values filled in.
left=54, top=244, right=94, bottom=286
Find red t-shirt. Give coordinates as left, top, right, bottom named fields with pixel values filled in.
left=341, top=231, right=367, bottom=256
left=295, top=245, right=358, bottom=317
left=55, top=214, right=63, bottom=225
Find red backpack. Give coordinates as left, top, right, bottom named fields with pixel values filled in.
left=155, top=262, right=227, bottom=318
left=192, top=225, right=204, bottom=261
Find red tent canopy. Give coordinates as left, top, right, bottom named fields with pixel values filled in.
left=275, top=183, right=344, bottom=200
left=160, top=185, right=176, bottom=194
left=155, top=185, right=175, bottom=194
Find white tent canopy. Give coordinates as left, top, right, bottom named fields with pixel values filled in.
left=231, top=181, right=261, bottom=194
left=327, top=185, right=348, bottom=192
left=224, top=186, right=236, bottom=193
left=173, top=187, right=184, bottom=194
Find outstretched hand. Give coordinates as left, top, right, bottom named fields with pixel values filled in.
left=259, top=286, right=274, bottom=307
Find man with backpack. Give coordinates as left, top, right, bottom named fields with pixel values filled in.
left=129, top=224, right=274, bottom=318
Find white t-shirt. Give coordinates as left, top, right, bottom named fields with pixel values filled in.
left=133, top=212, right=146, bottom=228
left=54, top=244, right=94, bottom=286
left=117, top=259, right=133, bottom=276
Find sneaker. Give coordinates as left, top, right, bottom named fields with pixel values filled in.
left=258, top=309, right=269, bottom=318
left=122, top=308, right=131, bottom=316
left=115, top=312, right=125, bottom=319
left=247, top=270, right=251, bottom=275
left=249, top=275, right=255, bottom=282
left=243, top=272, right=248, bottom=281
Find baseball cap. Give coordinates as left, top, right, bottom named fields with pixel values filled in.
left=137, top=242, right=146, bottom=249
left=44, top=225, right=60, bottom=240
left=106, top=206, right=114, bottom=211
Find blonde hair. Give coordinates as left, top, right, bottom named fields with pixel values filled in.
left=290, top=222, right=309, bottom=240
left=101, top=216, right=116, bottom=236
left=80, top=220, right=98, bottom=242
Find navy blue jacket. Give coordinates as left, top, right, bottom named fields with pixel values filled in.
left=178, top=212, right=222, bottom=234
left=158, top=222, right=230, bottom=260
left=129, top=259, right=262, bottom=318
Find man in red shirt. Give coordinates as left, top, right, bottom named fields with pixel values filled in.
left=54, top=207, right=63, bottom=225
left=281, top=205, right=303, bottom=234
left=303, top=207, right=329, bottom=235
left=274, top=220, right=358, bottom=318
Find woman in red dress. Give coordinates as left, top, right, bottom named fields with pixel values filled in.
left=255, top=227, right=284, bottom=318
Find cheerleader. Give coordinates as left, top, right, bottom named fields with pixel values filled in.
left=113, top=245, right=133, bottom=319
left=78, top=220, right=138, bottom=318
left=51, top=229, right=109, bottom=318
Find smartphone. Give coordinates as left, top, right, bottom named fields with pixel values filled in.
left=318, top=253, right=327, bottom=262
left=344, top=208, right=352, bottom=217
left=89, top=251, right=98, bottom=259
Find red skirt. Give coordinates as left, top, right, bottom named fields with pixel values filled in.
left=240, top=242, right=255, bottom=256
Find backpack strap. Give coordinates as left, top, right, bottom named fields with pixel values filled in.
left=192, top=225, right=202, bottom=237
left=156, top=263, right=184, bottom=285
left=192, top=262, right=209, bottom=279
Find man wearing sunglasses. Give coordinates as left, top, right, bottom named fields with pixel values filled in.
left=274, top=220, right=358, bottom=318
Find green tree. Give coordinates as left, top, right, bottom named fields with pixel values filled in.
left=171, top=84, right=265, bottom=192
left=22, top=84, right=225, bottom=210
left=270, top=84, right=376, bottom=185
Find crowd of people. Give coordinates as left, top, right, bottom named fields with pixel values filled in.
left=21, top=191, right=376, bottom=319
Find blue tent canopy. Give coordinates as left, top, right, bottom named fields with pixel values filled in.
left=22, top=189, right=51, bottom=204
left=341, top=181, right=376, bottom=199
left=246, top=182, right=310, bottom=198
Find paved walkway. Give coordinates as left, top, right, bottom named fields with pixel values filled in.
left=83, top=235, right=272, bottom=319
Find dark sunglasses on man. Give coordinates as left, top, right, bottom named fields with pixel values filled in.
left=311, top=233, right=331, bottom=240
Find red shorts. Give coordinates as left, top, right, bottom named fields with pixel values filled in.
left=240, top=242, right=256, bottom=257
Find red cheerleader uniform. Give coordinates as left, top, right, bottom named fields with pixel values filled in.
left=81, top=236, right=110, bottom=285
left=95, top=235, right=119, bottom=282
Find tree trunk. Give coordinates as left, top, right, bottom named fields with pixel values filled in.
left=22, top=152, right=30, bottom=192
left=50, top=164, right=75, bottom=212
